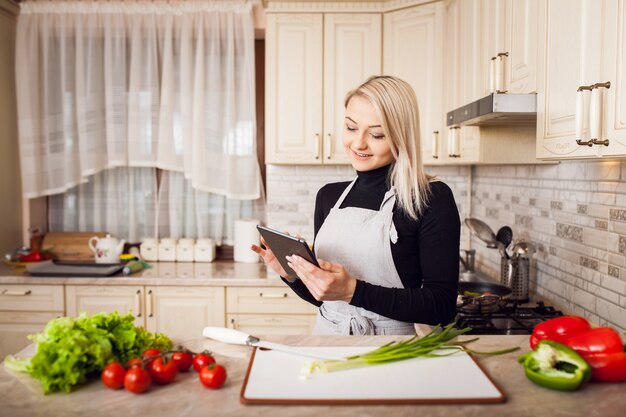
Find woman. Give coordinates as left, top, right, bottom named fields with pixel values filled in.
left=252, top=75, right=460, bottom=335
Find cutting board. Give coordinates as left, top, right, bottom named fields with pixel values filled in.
left=240, top=346, right=505, bottom=405
left=43, top=232, right=108, bottom=261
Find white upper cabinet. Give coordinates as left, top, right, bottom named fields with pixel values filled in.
left=536, top=0, right=626, bottom=159
left=603, top=0, right=626, bottom=155
left=384, top=2, right=444, bottom=164
left=265, top=12, right=381, bottom=164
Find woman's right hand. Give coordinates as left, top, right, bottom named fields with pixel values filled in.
left=250, top=236, right=290, bottom=278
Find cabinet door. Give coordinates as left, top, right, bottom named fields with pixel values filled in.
left=323, top=13, right=381, bottom=164
left=144, top=286, right=225, bottom=343
left=505, top=0, right=539, bottom=93
left=480, top=0, right=507, bottom=96
left=266, top=13, right=323, bottom=164
left=459, top=0, right=483, bottom=105
left=65, top=285, right=144, bottom=326
left=603, top=0, right=626, bottom=156
left=0, top=312, right=61, bottom=359
left=536, top=0, right=603, bottom=159
left=227, top=314, right=316, bottom=335
left=384, top=3, right=444, bottom=164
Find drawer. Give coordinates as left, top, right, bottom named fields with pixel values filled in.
left=226, top=287, right=318, bottom=315
left=0, top=285, right=64, bottom=312
left=227, top=314, right=316, bottom=335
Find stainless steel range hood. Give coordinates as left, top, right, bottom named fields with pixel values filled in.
left=446, top=93, right=537, bottom=127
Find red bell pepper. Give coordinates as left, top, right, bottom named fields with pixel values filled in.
left=582, top=352, right=626, bottom=382
left=566, top=327, right=624, bottom=356
left=530, top=316, right=591, bottom=349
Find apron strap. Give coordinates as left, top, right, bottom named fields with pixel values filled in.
left=332, top=178, right=358, bottom=209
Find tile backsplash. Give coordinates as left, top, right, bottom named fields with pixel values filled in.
left=471, top=160, right=626, bottom=331
left=266, top=160, right=626, bottom=331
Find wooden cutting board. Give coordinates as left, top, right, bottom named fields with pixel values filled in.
left=241, top=346, right=505, bottom=405
left=43, top=232, right=108, bottom=261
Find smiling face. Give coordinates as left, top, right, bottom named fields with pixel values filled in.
left=343, top=95, right=395, bottom=172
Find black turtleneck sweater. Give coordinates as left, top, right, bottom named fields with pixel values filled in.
left=283, top=164, right=461, bottom=326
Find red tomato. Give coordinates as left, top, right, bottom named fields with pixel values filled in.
left=171, top=351, right=193, bottom=372
left=126, top=358, right=143, bottom=368
left=192, top=353, right=216, bottom=372
left=143, top=348, right=162, bottom=366
left=199, top=364, right=227, bottom=389
left=101, top=362, right=126, bottom=390
left=582, top=352, right=626, bottom=382
left=148, top=357, right=178, bottom=385
left=124, top=367, right=152, bottom=394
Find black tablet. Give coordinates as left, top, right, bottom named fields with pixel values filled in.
left=256, top=225, right=319, bottom=279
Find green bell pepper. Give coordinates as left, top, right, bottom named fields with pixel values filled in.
left=518, top=340, right=591, bottom=391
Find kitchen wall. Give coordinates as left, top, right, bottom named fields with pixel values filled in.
left=266, top=160, right=626, bottom=332
left=471, top=160, right=626, bottom=332
left=0, top=0, right=22, bottom=255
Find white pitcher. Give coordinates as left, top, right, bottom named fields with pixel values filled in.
left=88, top=234, right=125, bottom=263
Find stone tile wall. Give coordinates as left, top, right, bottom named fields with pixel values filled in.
left=471, top=160, right=626, bottom=331
left=266, top=160, right=626, bottom=331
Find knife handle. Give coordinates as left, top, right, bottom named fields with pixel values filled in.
left=202, top=326, right=251, bottom=345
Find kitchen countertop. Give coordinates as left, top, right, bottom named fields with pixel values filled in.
left=1, top=334, right=624, bottom=417
left=0, top=260, right=285, bottom=286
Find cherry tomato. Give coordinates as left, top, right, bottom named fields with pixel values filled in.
left=192, top=353, right=216, bottom=372
left=171, top=351, right=193, bottom=372
left=199, top=364, right=227, bottom=389
left=126, top=358, right=143, bottom=368
left=143, top=348, right=162, bottom=366
left=124, top=367, right=151, bottom=394
left=101, top=362, right=126, bottom=390
left=148, top=357, right=178, bottom=385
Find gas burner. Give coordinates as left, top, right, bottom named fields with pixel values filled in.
left=454, top=300, right=563, bottom=335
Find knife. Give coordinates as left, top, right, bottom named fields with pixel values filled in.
left=201, top=327, right=346, bottom=361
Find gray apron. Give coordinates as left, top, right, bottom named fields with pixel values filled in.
left=312, top=178, right=416, bottom=336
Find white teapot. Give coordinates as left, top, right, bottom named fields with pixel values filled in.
left=88, top=234, right=126, bottom=263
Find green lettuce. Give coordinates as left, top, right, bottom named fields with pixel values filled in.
left=5, top=311, right=172, bottom=394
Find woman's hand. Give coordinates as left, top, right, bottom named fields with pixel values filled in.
left=286, top=255, right=356, bottom=303
left=250, top=237, right=290, bottom=278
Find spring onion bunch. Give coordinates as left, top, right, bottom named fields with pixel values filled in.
left=302, top=322, right=519, bottom=375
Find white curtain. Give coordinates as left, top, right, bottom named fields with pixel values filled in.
left=48, top=167, right=158, bottom=243
left=18, top=0, right=264, bottom=242
left=16, top=0, right=261, bottom=199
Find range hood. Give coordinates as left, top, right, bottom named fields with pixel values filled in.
left=446, top=93, right=537, bottom=127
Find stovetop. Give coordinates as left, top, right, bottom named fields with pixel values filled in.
left=454, top=301, right=563, bottom=335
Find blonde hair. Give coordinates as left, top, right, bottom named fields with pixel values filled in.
left=344, top=75, right=433, bottom=219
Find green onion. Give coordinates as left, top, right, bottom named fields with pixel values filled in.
left=302, top=322, right=520, bottom=375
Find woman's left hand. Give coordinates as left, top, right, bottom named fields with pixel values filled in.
left=286, top=255, right=356, bottom=303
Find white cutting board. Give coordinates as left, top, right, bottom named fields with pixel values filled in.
left=241, top=346, right=504, bottom=405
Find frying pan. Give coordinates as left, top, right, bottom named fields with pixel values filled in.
left=457, top=281, right=512, bottom=310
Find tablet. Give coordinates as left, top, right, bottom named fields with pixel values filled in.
left=256, top=225, right=319, bottom=279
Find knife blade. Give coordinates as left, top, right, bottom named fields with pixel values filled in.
left=202, top=327, right=346, bottom=361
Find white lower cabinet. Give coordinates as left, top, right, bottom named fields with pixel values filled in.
left=226, top=287, right=318, bottom=335
left=0, top=284, right=64, bottom=359
left=65, top=285, right=226, bottom=343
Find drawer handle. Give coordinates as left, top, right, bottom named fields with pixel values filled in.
left=259, top=292, right=288, bottom=299
left=147, top=289, right=154, bottom=317
left=135, top=289, right=142, bottom=317
left=2, top=289, right=32, bottom=296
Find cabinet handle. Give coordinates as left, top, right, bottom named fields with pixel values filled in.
left=495, top=52, right=508, bottom=93
left=259, top=292, right=288, bottom=299
left=432, top=131, right=439, bottom=159
left=448, top=127, right=461, bottom=158
left=589, top=81, right=611, bottom=147
left=135, top=289, right=142, bottom=317
left=489, top=57, right=496, bottom=93
left=315, top=133, right=321, bottom=159
left=1, top=289, right=32, bottom=296
left=147, top=289, right=153, bottom=318
left=229, top=318, right=236, bottom=329
left=326, top=133, right=333, bottom=160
